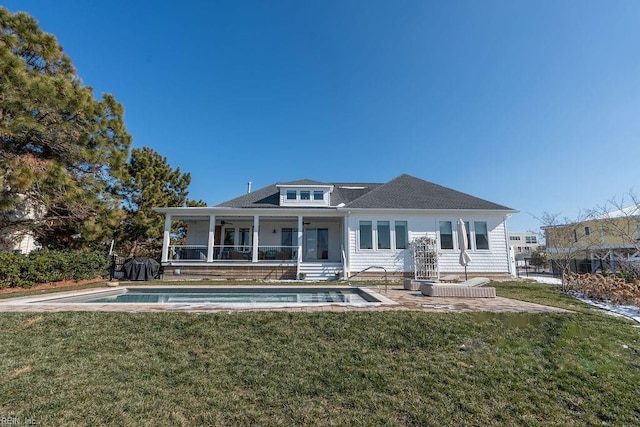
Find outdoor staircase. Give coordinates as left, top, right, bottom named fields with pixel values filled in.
left=299, top=262, right=343, bottom=281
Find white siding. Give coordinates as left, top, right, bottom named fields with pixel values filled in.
left=346, top=213, right=510, bottom=275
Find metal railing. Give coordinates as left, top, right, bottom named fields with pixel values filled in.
left=257, top=245, right=298, bottom=261
left=168, top=245, right=208, bottom=261
left=347, top=266, right=389, bottom=293
left=214, top=245, right=253, bottom=260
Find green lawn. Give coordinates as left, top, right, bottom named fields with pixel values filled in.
left=1, top=282, right=639, bottom=425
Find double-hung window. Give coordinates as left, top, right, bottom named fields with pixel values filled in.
left=474, top=221, right=489, bottom=250
left=439, top=221, right=453, bottom=249
left=464, top=221, right=471, bottom=250
left=286, top=190, right=296, bottom=201
left=377, top=221, right=391, bottom=249
left=395, top=221, right=408, bottom=249
left=359, top=221, right=373, bottom=249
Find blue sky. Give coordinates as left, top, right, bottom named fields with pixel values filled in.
left=4, top=1, right=640, bottom=233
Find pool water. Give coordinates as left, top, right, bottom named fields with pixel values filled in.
left=42, top=287, right=380, bottom=305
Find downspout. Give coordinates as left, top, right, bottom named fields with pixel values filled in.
left=504, top=214, right=515, bottom=277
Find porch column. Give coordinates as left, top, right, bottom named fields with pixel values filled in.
left=252, top=215, right=259, bottom=263
left=161, top=214, right=172, bottom=263
left=297, top=215, right=304, bottom=259
left=343, top=214, right=350, bottom=279
left=206, top=215, right=216, bottom=262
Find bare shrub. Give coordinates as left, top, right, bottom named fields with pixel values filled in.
left=566, top=273, right=640, bottom=305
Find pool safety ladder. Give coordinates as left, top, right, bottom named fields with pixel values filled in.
left=347, top=266, right=389, bottom=293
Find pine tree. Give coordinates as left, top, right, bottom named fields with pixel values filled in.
left=0, top=7, right=132, bottom=249
left=118, top=147, right=192, bottom=258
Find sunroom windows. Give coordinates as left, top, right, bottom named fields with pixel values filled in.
left=438, top=220, right=490, bottom=250
left=358, top=220, right=409, bottom=250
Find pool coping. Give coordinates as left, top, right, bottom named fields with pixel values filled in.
left=0, top=285, right=399, bottom=312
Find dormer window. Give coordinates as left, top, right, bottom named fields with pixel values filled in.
left=277, top=184, right=334, bottom=207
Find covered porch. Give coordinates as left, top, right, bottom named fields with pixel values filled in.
left=158, top=209, right=346, bottom=280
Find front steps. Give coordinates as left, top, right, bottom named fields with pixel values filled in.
left=299, top=262, right=343, bottom=281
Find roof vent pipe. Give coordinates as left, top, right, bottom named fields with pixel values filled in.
left=247, top=181, right=252, bottom=194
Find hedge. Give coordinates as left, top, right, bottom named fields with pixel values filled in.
left=0, top=249, right=110, bottom=289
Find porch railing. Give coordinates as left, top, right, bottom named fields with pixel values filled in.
left=214, top=245, right=298, bottom=261
left=257, top=246, right=298, bottom=261
left=168, top=245, right=208, bottom=261
left=214, top=245, right=253, bottom=260
left=166, top=245, right=298, bottom=262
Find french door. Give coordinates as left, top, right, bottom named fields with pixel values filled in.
left=304, top=228, right=329, bottom=261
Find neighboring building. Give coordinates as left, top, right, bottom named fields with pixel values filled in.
left=509, top=231, right=540, bottom=264
left=155, top=174, right=517, bottom=280
left=0, top=196, right=43, bottom=255
left=543, top=206, right=640, bottom=274
left=0, top=231, right=40, bottom=254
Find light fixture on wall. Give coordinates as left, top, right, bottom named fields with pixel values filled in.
left=273, top=229, right=277, bottom=233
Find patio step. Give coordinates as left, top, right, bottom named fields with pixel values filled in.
left=299, top=262, right=343, bottom=281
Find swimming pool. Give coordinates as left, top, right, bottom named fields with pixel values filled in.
left=0, top=286, right=397, bottom=311
left=43, top=287, right=379, bottom=304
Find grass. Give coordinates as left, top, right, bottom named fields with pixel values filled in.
left=0, top=281, right=108, bottom=300
left=492, top=280, right=603, bottom=315
left=1, top=281, right=640, bottom=425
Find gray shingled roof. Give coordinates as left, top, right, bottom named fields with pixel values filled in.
left=344, top=174, right=513, bottom=210
left=216, top=174, right=513, bottom=211
left=216, top=180, right=381, bottom=208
